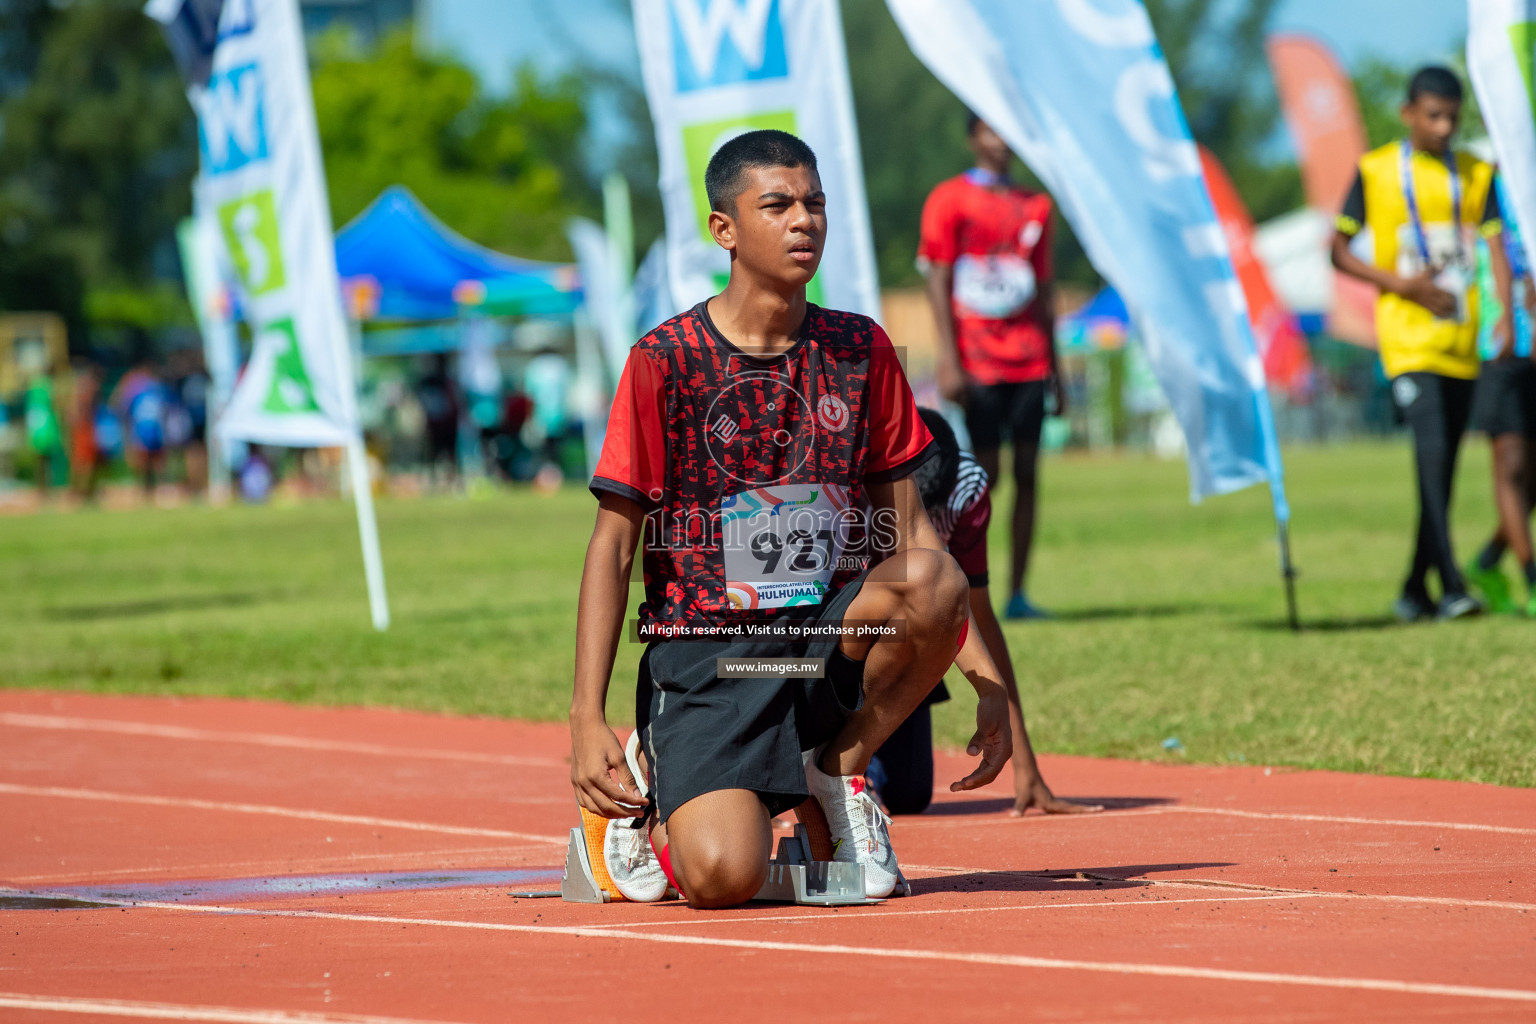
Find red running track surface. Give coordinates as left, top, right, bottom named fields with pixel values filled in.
left=1, top=690, right=1533, bottom=1023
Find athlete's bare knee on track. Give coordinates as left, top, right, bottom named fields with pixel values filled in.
left=666, top=789, right=772, bottom=909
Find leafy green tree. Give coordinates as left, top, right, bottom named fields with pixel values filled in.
left=311, top=31, right=597, bottom=262
left=0, top=0, right=197, bottom=335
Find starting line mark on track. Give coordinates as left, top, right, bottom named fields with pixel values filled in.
left=5, top=888, right=1533, bottom=1005
left=0, top=783, right=567, bottom=845
left=0, top=992, right=471, bottom=1023
left=903, top=803, right=1536, bottom=836
left=0, top=712, right=563, bottom=769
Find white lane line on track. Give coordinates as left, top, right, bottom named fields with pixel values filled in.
left=910, top=803, right=1536, bottom=836
left=898, top=863, right=1536, bottom=913
left=0, top=712, right=563, bottom=769
left=0, top=784, right=567, bottom=845
left=4, top=889, right=1532, bottom=1005
left=574, top=892, right=1326, bottom=930
left=0, top=993, right=469, bottom=1024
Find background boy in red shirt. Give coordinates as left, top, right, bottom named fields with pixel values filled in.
left=920, top=113, right=1063, bottom=620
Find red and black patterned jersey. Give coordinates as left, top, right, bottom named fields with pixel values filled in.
left=591, top=301, right=935, bottom=632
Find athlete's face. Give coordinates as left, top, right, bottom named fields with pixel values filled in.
left=1401, top=94, right=1460, bottom=155
left=710, top=164, right=826, bottom=289
left=968, top=120, right=1012, bottom=169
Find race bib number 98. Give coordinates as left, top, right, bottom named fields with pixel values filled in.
left=721, top=484, right=855, bottom=610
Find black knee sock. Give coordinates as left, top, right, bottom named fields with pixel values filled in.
left=1477, top=540, right=1507, bottom=571
left=1523, top=560, right=1536, bottom=591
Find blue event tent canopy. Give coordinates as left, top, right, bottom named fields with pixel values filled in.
left=1056, top=286, right=1130, bottom=353
left=334, top=186, right=582, bottom=322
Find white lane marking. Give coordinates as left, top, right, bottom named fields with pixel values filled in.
left=4, top=890, right=1532, bottom=1005
left=0, top=712, right=563, bottom=769
left=899, top=863, right=1536, bottom=913
left=0, top=993, right=469, bottom=1024
left=0, top=784, right=566, bottom=845
left=575, top=892, right=1324, bottom=930
left=8, top=845, right=552, bottom=885
left=906, top=803, right=1536, bottom=836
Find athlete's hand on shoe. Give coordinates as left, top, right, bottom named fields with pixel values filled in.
left=1009, top=769, right=1104, bottom=817
left=1397, top=269, right=1458, bottom=320
left=949, top=687, right=1013, bottom=792
left=570, top=717, right=648, bottom=819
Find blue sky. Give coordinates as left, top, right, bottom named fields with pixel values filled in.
left=423, top=0, right=1470, bottom=95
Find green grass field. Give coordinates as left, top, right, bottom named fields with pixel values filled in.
left=2, top=440, right=1532, bottom=788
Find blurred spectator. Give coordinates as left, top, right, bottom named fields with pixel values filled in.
left=415, top=353, right=462, bottom=488
left=523, top=348, right=571, bottom=473
left=23, top=362, right=63, bottom=497
left=487, top=388, right=533, bottom=481
left=173, top=349, right=212, bottom=495
left=68, top=360, right=103, bottom=502
left=113, top=359, right=170, bottom=498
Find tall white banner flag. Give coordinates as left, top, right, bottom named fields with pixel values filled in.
left=149, top=0, right=389, bottom=630
left=154, top=0, right=356, bottom=447
left=1469, top=0, right=1536, bottom=241
left=633, top=0, right=881, bottom=320
left=884, top=0, right=1288, bottom=518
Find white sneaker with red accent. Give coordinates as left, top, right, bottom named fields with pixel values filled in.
left=803, top=747, right=899, bottom=898
left=602, top=731, right=668, bottom=903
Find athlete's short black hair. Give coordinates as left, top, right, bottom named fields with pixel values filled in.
left=704, top=129, right=819, bottom=215
left=914, top=408, right=961, bottom=512
left=1407, top=65, right=1463, bottom=105
left=965, top=109, right=982, bottom=136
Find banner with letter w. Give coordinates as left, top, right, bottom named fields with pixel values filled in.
left=634, top=0, right=881, bottom=321
left=886, top=0, right=1289, bottom=519
left=149, top=0, right=356, bottom=448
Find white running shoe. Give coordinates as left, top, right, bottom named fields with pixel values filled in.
left=803, top=747, right=899, bottom=898
left=602, top=731, right=668, bottom=903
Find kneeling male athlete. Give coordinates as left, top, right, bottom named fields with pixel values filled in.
left=570, top=130, right=1013, bottom=908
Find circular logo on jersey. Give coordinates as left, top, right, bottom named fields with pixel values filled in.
left=705, top=375, right=815, bottom=486
left=816, top=393, right=850, bottom=432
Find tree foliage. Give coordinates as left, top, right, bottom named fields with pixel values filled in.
left=0, top=0, right=197, bottom=333
left=311, top=31, right=597, bottom=262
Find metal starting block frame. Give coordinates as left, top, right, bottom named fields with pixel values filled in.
left=754, top=825, right=885, bottom=906
left=559, top=824, right=889, bottom=906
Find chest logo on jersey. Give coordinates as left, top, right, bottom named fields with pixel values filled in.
left=712, top=414, right=740, bottom=443
left=816, top=393, right=850, bottom=432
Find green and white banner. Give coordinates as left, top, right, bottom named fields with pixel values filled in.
left=152, top=0, right=355, bottom=447
left=633, top=0, right=880, bottom=319
left=1470, top=0, right=1536, bottom=240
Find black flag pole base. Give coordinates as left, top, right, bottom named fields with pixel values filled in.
left=1277, top=520, right=1300, bottom=632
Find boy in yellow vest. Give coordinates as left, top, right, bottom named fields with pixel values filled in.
left=1331, top=66, right=1513, bottom=621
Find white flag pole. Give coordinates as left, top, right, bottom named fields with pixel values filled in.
left=340, top=312, right=389, bottom=631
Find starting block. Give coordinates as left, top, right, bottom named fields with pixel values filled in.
left=754, top=825, right=885, bottom=906
left=560, top=823, right=888, bottom=906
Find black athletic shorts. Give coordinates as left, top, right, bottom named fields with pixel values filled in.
left=1470, top=359, right=1536, bottom=437
left=635, top=572, right=870, bottom=823
left=964, top=379, right=1048, bottom=452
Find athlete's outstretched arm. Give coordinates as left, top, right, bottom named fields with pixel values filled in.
left=967, top=586, right=1102, bottom=816
left=869, top=477, right=1013, bottom=791
left=570, top=492, right=650, bottom=819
